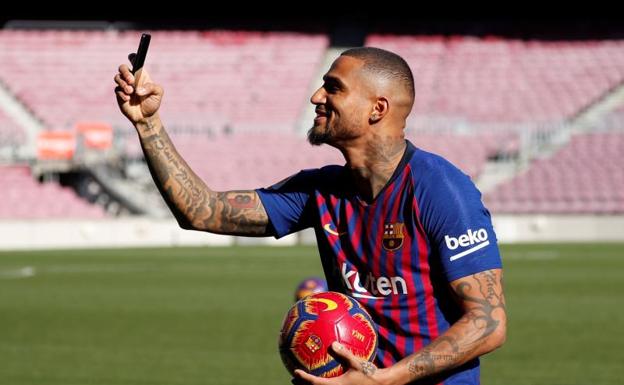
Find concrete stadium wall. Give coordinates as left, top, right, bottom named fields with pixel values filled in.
left=491, top=215, right=624, bottom=243
left=0, top=218, right=298, bottom=250
left=0, top=215, right=622, bottom=250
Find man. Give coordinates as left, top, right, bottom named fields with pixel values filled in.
left=114, top=46, right=506, bottom=385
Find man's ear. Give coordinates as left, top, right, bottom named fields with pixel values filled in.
left=369, top=97, right=389, bottom=124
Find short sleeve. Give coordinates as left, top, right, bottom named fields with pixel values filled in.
left=416, top=158, right=502, bottom=282
left=255, top=169, right=318, bottom=239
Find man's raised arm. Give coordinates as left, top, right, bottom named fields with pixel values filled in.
left=114, top=63, right=270, bottom=236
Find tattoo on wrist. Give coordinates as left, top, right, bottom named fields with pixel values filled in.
left=360, top=361, right=377, bottom=377
left=407, top=350, right=435, bottom=378
left=136, top=115, right=161, bottom=136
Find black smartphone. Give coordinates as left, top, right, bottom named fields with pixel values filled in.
left=132, top=33, right=151, bottom=74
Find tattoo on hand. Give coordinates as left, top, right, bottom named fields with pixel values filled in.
left=360, top=361, right=377, bottom=377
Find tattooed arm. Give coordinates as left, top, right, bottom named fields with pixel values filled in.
left=293, top=269, right=506, bottom=385
left=136, top=116, right=269, bottom=235
left=390, top=268, right=507, bottom=384
left=114, top=63, right=269, bottom=236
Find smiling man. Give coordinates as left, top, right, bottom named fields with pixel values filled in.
left=114, top=46, right=506, bottom=385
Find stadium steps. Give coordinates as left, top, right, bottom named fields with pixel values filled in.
left=570, top=81, right=624, bottom=134
left=477, top=79, right=624, bottom=195
left=475, top=160, right=517, bottom=194
left=536, top=79, right=624, bottom=158
left=89, top=164, right=170, bottom=218
left=0, top=80, right=42, bottom=158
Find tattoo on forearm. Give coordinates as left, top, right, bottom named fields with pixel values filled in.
left=139, top=122, right=268, bottom=235
left=360, top=361, right=377, bottom=377
left=407, top=270, right=505, bottom=380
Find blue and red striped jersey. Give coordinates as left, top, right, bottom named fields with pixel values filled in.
left=257, top=140, right=502, bottom=385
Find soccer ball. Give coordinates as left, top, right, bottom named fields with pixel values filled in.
left=294, top=276, right=328, bottom=301
left=278, top=291, right=378, bottom=378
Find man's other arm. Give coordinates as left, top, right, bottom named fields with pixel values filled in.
left=295, top=268, right=506, bottom=385
left=387, top=268, right=507, bottom=384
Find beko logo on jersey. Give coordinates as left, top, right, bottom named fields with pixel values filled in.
left=445, top=228, right=490, bottom=261
left=341, top=263, right=407, bottom=300
left=445, top=228, right=488, bottom=250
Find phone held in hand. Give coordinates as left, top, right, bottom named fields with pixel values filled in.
left=132, top=33, right=151, bottom=75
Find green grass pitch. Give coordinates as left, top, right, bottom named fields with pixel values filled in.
left=1, top=243, right=622, bottom=384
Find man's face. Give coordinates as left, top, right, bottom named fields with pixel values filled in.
left=308, top=56, right=372, bottom=146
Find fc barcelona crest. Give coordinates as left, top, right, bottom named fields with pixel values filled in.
left=383, top=222, right=404, bottom=251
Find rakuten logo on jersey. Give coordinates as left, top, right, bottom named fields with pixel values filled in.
left=341, top=263, right=407, bottom=300
left=445, top=228, right=490, bottom=261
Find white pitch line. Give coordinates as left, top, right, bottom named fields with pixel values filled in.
left=43, top=265, right=145, bottom=274
left=0, top=266, right=36, bottom=279
left=0, top=264, right=153, bottom=279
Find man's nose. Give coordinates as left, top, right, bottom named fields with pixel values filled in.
left=310, top=86, right=326, bottom=105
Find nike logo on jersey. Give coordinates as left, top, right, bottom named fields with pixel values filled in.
left=323, top=223, right=346, bottom=236
left=445, top=228, right=490, bottom=261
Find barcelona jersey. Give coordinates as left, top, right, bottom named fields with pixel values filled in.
left=257, top=140, right=502, bottom=385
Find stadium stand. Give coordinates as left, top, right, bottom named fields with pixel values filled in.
left=0, top=29, right=330, bottom=218
left=0, top=165, right=106, bottom=219
left=0, top=29, right=328, bottom=133
left=2, top=28, right=624, bottom=218
left=366, top=35, right=624, bottom=126
left=484, top=132, right=624, bottom=214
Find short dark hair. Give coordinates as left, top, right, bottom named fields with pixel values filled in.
left=341, top=47, right=415, bottom=100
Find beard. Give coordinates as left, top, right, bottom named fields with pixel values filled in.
left=308, top=111, right=361, bottom=146
left=307, top=124, right=332, bottom=146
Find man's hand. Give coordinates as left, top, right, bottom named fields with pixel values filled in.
left=293, top=342, right=389, bottom=385
left=114, top=55, right=163, bottom=125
